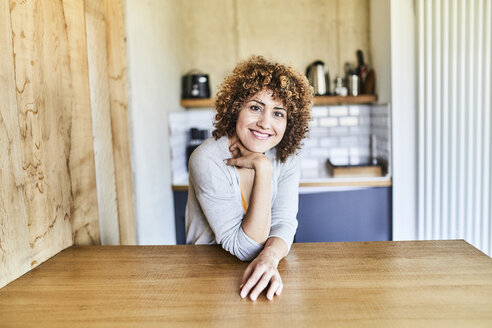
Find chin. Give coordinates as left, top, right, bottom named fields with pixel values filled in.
left=243, top=141, right=276, bottom=153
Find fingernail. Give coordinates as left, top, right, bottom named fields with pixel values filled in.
left=240, top=292, right=246, bottom=298
left=250, top=295, right=257, bottom=301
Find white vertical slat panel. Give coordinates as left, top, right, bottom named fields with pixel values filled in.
left=441, top=0, right=449, bottom=238
left=425, top=0, right=434, bottom=239
left=449, top=0, right=458, bottom=239
left=465, top=0, right=475, bottom=244
left=485, top=0, right=492, bottom=256
left=418, top=0, right=426, bottom=240
left=474, top=0, right=483, bottom=250
left=433, top=0, right=442, bottom=240
left=457, top=0, right=466, bottom=242
left=418, top=0, right=491, bottom=256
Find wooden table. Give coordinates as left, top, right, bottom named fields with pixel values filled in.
left=1, top=240, right=492, bottom=327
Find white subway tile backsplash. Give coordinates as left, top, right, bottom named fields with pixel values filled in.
left=309, top=118, right=319, bottom=127
left=168, top=104, right=391, bottom=180
left=302, top=138, right=318, bottom=148
left=329, top=126, right=350, bottom=136
left=371, top=105, right=389, bottom=115
left=319, top=137, right=339, bottom=147
left=357, top=117, right=371, bottom=126
left=350, top=126, right=370, bottom=135
left=339, top=136, right=359, bottom=146
left=311, top=106, right=329, bottom=117
left=310, top=148, right=331, bottom=157
left=309, top=127, right=330, bottom=137
left=339, top=116, right=358, bottom=126
left=300, top=158, right=320, bottom=169
left=329, top=106, right=348, bottom=116
left=319, top=117, right=338, bottom=127
left=349, top=106, right=360, bottom=116
left=330, top=147, right=349, bottom=158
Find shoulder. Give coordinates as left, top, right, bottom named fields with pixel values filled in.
left=189, top=136, right=234, bottom=190
left=268, top=149, right=299, bottom=171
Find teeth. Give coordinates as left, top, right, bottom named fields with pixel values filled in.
left=252, top=130, right=269, bottom=137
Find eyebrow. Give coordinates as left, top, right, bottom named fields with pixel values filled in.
left=251, top=99, right=286, bottom=111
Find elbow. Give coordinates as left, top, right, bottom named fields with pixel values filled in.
left=218, top=226, right=263, bottom=262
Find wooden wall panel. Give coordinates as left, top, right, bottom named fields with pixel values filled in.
left=9, top=0, right=74, bottom=269
left=1, top=0, right=134, bottom=288
left=62, top=0, right=100, bottom=245
left=84, top=0, right=121, bottom=245
left=0, top=0, right=31, bottom=289
left=103, top=0, right=136, bottom=245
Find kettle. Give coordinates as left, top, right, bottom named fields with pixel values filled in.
left=306, top=60, right=329, bottom=95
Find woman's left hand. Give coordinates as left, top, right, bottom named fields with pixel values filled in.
left=239, top=252, right=283, bottom=301
left=226, top=140, right=272, bottom=172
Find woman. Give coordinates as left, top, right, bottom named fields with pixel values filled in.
left=186, top=56, right=313, bottom=301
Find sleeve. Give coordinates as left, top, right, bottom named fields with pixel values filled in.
left=269, top=155, right=300, bottom=255
left=189, top=150, right=263, bottom=261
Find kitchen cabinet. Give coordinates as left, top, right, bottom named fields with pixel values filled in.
left=296, top=187, right=392, bottom=242
left=173, top=186, right=392, bottom=245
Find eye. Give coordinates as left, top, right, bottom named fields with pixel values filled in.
left=274, top=111, right=285, bottom=118
left=250, top=105, right=262, bottom=112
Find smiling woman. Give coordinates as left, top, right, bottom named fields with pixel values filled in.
left=185, top=56, right=313, bottom=301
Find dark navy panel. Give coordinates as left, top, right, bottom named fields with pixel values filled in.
left=296, top=187, right=392, bottom=243
left=174, top=187, right=392, bottom=245
left=173, top=190, right=188, bottom=245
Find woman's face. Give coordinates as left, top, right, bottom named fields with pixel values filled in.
left=235, top=89, right=287, bottom=153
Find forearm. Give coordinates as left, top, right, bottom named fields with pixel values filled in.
left=241, top=164, right=272, bottom=244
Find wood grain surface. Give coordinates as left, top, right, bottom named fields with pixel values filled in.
left=1, top=0, right=134, bottom=288
left=63, top=0, right=100, bottom=246
left=0, top=0, right=31, bottom=288
left=10, top=0, right=75, bottom=269
left=85, top=0, right=121, bottom=245
left=103, top=0, right=136, bottom=245
left=0, top=240, right=491, bottom=327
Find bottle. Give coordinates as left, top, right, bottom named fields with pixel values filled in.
left=355, top=50, right=367, bottom=90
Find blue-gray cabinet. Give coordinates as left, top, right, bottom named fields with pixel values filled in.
left=173, top=186, right=392, bottom=245
left=296, top=187, right=392, bottom=242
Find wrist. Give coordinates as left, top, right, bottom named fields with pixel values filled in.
left=258, top=250, right=281, bottom=267
left=253, top=156, right=273, bottom=173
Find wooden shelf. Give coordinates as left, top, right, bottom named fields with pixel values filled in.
left=314, top=94, right=378, bottom=105
left=180, top=94, right=378, bottom=108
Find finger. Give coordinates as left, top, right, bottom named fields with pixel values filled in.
left=275, top=279, right=283, bottom=296
left=240, top=266, right=264, bottom=299
left=266, top=275, right=280, bottom=301
left=241, top=263, right=255, bottom=286
left=249, top=271, right=273, bottom=301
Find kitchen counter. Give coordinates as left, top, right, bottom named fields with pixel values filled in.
left=172, top=176, right=392, bottom=191
left=1, top=240, right=491, bottom=327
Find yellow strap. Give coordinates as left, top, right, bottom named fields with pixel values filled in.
left=241, top=190, right=249, bottom=213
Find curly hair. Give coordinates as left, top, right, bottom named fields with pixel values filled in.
left=212, top=56, right=313, bottom=163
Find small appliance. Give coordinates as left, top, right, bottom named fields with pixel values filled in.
left=182, top=70, right=211, bottom=99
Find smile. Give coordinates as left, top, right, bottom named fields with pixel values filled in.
left=250, top=129, right=273, bottom=139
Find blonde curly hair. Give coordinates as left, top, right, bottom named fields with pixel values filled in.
left=212, top=56, right=314, bottom=162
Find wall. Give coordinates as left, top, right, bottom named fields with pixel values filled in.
left=0, top=0, right=134, bottom=288
left=180, top=0, right=371, bottom=96
left=125, top=0, right=182, bottom=244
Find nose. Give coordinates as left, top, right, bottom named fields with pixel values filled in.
left=256, top=111, right=272, bottom=130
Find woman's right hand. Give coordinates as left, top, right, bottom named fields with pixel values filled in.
left=225, top=139, right=272, bottom=172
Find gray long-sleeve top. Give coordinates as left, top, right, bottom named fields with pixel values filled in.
left=185, top=136, right=300, bottom=261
